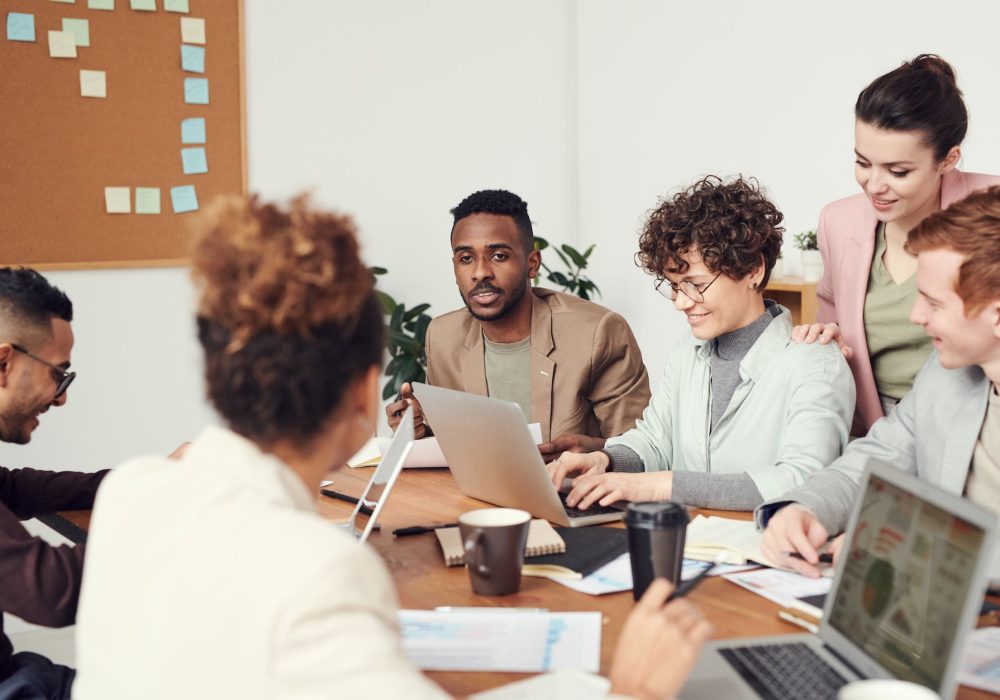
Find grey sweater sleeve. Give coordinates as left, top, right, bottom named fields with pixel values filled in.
left=672, top=472, right=764, bottom=511
left=604, top=444, right=644, bottom=473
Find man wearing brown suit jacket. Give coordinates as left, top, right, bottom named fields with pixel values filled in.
left=386, top=190, right=650, bottom=459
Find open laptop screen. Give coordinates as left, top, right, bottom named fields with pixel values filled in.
left=827, top=471, right=987, bottom=689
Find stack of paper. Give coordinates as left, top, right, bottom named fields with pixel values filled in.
left=398, top=609, right=600, bottom=673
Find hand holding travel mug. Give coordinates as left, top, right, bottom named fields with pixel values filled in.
left=625, top=501, right=689, bottom=600
left=458, top=508, right=531, bottom=595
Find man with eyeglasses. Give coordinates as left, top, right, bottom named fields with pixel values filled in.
left=0, top=267, right=105, bottom=699
left=548, top=176, right=855, bottom=512
left=385, top=189, right=651, bottom=459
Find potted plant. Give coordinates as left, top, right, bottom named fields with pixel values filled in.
left=794, top=230, right=822, bottom=282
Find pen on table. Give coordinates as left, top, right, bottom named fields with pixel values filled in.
left=667, top=562, right=716, bottom=601
left=392, top=523, right=458, bottom=537
left=320, top=488, right=374, bottom=515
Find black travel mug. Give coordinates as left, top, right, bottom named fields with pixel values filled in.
left=625, top=501, right=689, bottom=600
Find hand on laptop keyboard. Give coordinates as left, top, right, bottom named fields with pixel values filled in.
left=565, top=471, right=673, bottom=511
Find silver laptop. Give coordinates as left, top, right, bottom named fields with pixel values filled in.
left=343, top=406, right=414, bottom=544
left=684, top=461, right=998, bottom=700
left=412, top=382, right=624, bottom=527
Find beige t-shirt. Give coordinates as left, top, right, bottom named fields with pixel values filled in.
left=483, top=335, right=532, bottom=420
left=964, top=387, right=1000, bottom=516
left=863, top=222, right=934, bottom=399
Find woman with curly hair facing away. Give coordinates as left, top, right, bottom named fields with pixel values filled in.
left=549, top=176, right=856, bottom=511
left=72, top=194, right=712, bottom=700
left=796, top=55, right=1000, bottom=434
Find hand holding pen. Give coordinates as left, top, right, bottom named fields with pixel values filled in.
left=384, top=382, right=428, bottom=438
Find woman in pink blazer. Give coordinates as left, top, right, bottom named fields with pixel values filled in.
left=798, top=55, right=1000, bottom=434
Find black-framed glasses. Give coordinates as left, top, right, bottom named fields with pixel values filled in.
left=11, top=344, right=75, bottom=399
left=654, top=272, right=722, bottom=303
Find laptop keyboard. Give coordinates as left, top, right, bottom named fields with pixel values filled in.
left=557, top=491, right=622, bottom=518
left=719, top=642, right=848, bottom=700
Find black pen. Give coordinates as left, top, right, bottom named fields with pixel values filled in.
left=320, top=488, right=374, bottom=516
left=392, top=523, right=458, bottom=537
left=668, top=562, right=716, bottom=601
left=391, top=391, right=404, bottom=418
left=787, top=552, right=834, bottom=564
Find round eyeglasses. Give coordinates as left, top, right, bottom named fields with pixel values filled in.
left=654, top=272, right=722, bottom=303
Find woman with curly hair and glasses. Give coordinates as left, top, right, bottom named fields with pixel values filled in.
left=548, top=176, right=856, bottom=511
left=72, top=194, right=712, bottom=700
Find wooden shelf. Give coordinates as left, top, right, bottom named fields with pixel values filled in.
left=765, top=275, right=819, bottom=325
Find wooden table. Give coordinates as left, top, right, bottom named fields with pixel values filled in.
left=51, top=466, right=997, bottom=698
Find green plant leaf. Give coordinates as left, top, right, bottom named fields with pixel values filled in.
left=561, top=244, right=588, bottom=269
left=403, top=303, right=431, bottom=321
left=376, top=290, right=397, bottom=315
left=389, top=303, right=406, bottom=330
left=369, top=266, right=388, bottom=277
left=548, top=270, right=570, bottom=286
left=382, top=381, right=398, bottom=401
left=387, top=328, right=421, bottom=355
left=581, top=244, right=595, bottom=260
left=534, top=236, right=549, bottom=251
left=553, top=247, right=573, bottom=270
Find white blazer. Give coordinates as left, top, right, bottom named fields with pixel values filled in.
left=73, top=425, right=447, bottom=700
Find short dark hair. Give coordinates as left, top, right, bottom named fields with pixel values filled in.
left=450, top=189, right=534, bottom=253
left=907, top=185, right=1000, bottom=316
left=191, top=194, right=384, bottom=446
left=856, top=54, right=968, bottom=161
left=636, top=176, right=784, bottom=290
left=0, top=268, right=73, bottom=337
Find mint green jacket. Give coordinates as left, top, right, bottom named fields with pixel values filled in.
left=605, top=308, right=855, bottom=501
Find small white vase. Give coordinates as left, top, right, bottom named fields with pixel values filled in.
left=801, top=249, right=823, bottom=282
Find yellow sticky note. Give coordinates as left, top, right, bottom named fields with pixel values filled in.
left=80, top=70, right=106, bottom=98
left=180, top=16, right=204, bottom=44
left=104, top=187, right=131, bottom=214
left=48, top=30, right=78, bottom=58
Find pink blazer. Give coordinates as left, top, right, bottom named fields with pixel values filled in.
left=816, top=168, right=1000, bottom=435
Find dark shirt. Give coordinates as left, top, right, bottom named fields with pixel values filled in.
left=0, top=466, right=107, bottom=679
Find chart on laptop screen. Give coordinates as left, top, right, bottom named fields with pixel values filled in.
left=828, top=474, right=986, bottom=689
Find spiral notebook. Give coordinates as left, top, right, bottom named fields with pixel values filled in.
left=436, top=519, right=565, bottom=566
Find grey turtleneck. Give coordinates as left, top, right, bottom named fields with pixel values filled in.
left=603, top=303, right=781, bottom=511
left=710, top=304, right=778, bottom=430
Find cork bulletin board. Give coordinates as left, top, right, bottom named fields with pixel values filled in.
left=0, top=0, right=245, bottom=269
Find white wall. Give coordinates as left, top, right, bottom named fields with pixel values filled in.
left=9, top=0, right=1000, bottom=471
left=576, top=0, right=1000, bottom=384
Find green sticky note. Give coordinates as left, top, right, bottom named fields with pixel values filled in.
left=135, top=188, right=161, bottom=215
left=62, top=18, right=89, bottom=47
left=7, top=13, right=36, bottom=42
left=130, top=0, right=156, bottom=11
left=163, top=0, right=188, bottom=12
left=88, top=0, right=115, bottom=9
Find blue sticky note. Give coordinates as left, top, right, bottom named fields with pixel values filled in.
left=170, top=185, right=198, bottom=213
left=7, top=13, right=36, bottom=42
left=183, top=77, right=209, bottom=105
left=181, top=44, right=204, bottom=73
left=181, top=117, right=205, bottom=144
left=181, top=147, right=207, bottom=175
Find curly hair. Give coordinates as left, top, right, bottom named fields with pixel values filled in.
left=451, top=189, right=534, bottom=253
left=190, top=194, right=384, bottom=446
left=636, top=176, right=784, bottom=290
left=907, top=185, right=1000, bottom=316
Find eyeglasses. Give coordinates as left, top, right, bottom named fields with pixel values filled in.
left=654, top=272, right=722, bottom=303
left=11, top=344, right=76, bottom=399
